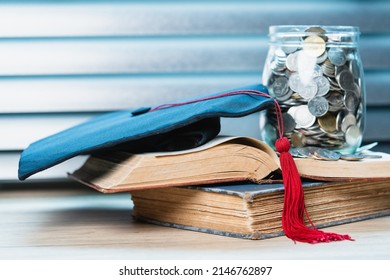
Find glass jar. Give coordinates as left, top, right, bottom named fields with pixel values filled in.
left=260, top=25, right=365, bottom=154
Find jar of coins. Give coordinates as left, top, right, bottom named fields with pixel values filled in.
left=260, top=25, right=365, bottom=154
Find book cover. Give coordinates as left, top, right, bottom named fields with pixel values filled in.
left=130, top=181, right=390, bottom=239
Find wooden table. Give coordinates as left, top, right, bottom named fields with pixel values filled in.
left=1, top=182, right=389, bottom=260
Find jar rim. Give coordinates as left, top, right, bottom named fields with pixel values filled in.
left=269, top=25, right=360, bottom=47
left=269, top=25, right=360, bottom=35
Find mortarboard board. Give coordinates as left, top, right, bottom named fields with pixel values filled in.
left=18, top=84, right=272, bottom=180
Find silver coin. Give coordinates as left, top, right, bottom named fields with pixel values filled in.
left=313, top=148, right=341, bottom=161
left=314, top=76, right=330, bottom=96
left=313, top=64, right=324, bottom=77
left=322, top=60, right=335, bottom=74
left=271, top=76, right=289, bottom=98
left=349, top=59, right=361, bottom=79
left=296, top=146, right=318, bottom=157
left=360, top=154, right=382, bottom=159
left=316, top=51, right=328, bottom=64
left=287, top=106, right=299, bottom=118
left=282, top=112, right=296, bottom=133
left=288, top=73, right=301, bottom=92
left=298, top=80, right=318, bottom=100
left=308, top=96, right=329, bottom=117
left=336, top=109, right=348, bottom=131
left=276, top=88, right=293, bottom=102
left=340, top=154, right=364, bottom=161
left=290, top=147, right=303, bottom=158
left=293, top=105, right=316, bottom=128
left=286, top=52, right=299, bottom=72
left=341, top=113, right=357, bottom=133
left=327, top=91, right=344, bottom=112
left=344, top=90, right=360, bottom=112
left=328, top=48, right=346, bottom=66
left=336, top=69, right=355, bottom=90
left=335, top=65, right=349, bottom=77
left=345, top=125, right=362, bottom=146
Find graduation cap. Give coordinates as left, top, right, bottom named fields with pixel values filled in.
left=18, top=83, right=352, bottom=244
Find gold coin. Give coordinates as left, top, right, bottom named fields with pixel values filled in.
left=291, top=132, right=305, bottom=147
left=318, top=112, right=337, bottom=133
left=303, top=35, right=326, bottom=57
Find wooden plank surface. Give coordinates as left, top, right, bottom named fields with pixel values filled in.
left=0, top=183, right=389, bottom=260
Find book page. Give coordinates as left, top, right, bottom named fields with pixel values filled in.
left=147, top=136, right=278, bottom=163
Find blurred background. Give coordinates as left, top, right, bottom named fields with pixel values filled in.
left=0, top=0, right=389, bottom=182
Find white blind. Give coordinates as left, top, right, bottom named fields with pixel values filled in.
left=1, top=0, right=389, bottom=180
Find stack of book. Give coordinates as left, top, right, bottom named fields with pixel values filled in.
left=70, top=136, right=390, bottom=240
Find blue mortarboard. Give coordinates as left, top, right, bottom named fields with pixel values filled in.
left=18, top=82, right=354, bottom=244
left=18, top=84, right=272, bottom=180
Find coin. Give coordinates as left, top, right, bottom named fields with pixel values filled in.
left=349, top=59, right=361, bottom=79
left=289, top=147, right=302, bottom=158
left=345, top=125, right=362, bottom=146
left=340, top=154, right=364, bottom=161
left=305, top=26, right=326, bottom=35
left=360, top=154, right=383, bottom=159
left=271, top=76, right=289, bottom=98
left=291, top=132, right=305, bottom=147
left=286, top=52, right=299, bottom=72
left=322, top=59, right=335, bottom=77
left=318, top=112, right=337, bottom=133
left=328, top=48, right=346, bottom=66
left=313, top=148, right=341, bottom=161
left=296, top=146, right=318, bottom=157
left=341, top=113, right=357, bottom=133
left=303, top=36, right=326, bottom=57
left=314, top=76, right=330, bottom=96
left=316, top=50, right=328, bottom=64
left=293, top=105, right=316, bottom=128
left=298, top=80, right=318, bottom=100
left=277, top=88, right=293, bottom=102
left=312, top=64, right=323, bottom=77
left=344, top=90, right=360, bottom=112
left=288, top=73, right=301, bottom=92
left=335, top=65, right=349, bottom=77
left=308, top=96, right=329, bottom=117
left=326, top=91, right=344, bottom=112
left=282, top=112, right=296, bottom=133
left=287, top=105, right=299, bottom=118
left=336, top=69, right=355, bottom=90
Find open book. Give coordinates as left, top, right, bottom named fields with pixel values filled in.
left=70, top=136, right=390, bottom=193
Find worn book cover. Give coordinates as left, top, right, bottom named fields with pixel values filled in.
left=130, top=181, right=390, bottom=239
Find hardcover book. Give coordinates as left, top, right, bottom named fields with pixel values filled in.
left=130, top=181, right=390, bottom=239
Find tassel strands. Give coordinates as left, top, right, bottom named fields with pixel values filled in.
left=276, top=137, right=353, bottom=243
left=151, top=88, right=353, bottom=244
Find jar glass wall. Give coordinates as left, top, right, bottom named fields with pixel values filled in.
left=260, top=25, right=365, bottom=154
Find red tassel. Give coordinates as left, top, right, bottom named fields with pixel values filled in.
left=150, top=88, right=354, bottom=244
left=275, top=137, right=353, bottom=243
